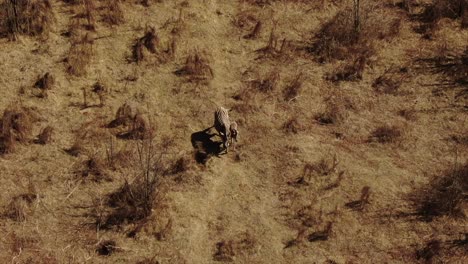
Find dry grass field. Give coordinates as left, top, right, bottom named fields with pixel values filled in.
left=0, top=0, right=467, bottom=263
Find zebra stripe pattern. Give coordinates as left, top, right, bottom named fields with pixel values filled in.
left=214, top=106, right=232, bottom=151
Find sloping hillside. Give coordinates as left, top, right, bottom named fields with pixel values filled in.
left=0, top=0, right=467, bottom=263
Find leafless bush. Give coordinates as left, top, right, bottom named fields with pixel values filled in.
left=416, top=0, right=467, bottom=34
left=411, top=163, right=467, bottom=221
left=250, top=70, right=280, bottom=93
left=213, top=233, right=257, bottom=262
left=398, top=108, right=418, bottom=121
left=244, top=21, right=262, bottom=39
left=416, top=240, right=441, bottom=262
left=373, top=66, right=409, bottom=95
left=314, top=91, right=350, bottom=125
left=326, top=53, right=369, bottom=82
left=174, top=52, right=213, bottom=83
left=282, top=116, right=303, bottom=134
left=308, top=222, right=333, bottom=242
left=96, top=240, right=119, bottom=256
left=0, top=106, right=33, bottom=154
left=283, top=73, right=304, bottom=101
left=132, top=27, right=159, bottom=63
left=415, top=47, right=467, bottom=99
left=256, top=26, right=295, bottom=60
left=345, top=186, right=371, bottom=211
left=369, top=125, right=402, bottom=144
left=101, top=0, right=124, bottom=26
left=34, top=72, right=54, bottom=90
left=0, top=0, right=54, bottom=40
left=97, top=138, right=168, bottom=229
left=35, top=126, right=53, bottom=145
left=309, top=3, right=400, bottom=62
left=74, top=156, right=111, bottom=182
left=3, top=184, right=37, bottom=222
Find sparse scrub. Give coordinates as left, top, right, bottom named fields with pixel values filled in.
left=66, top=33, right=94, bottom=76
left=256, top=26, right=295, bottom=60
left=314, top=90, right=350, bottom=125
left=213, top=233, right=257, bottom=262
left=0, top=106, right=33, bottom=154
left=244, top=21, right=262, bottom=39
left=398, top=108, right=417, bottom=121
left=132, top=27, right=159, bottom=63
left=308, top=222, right=333, bottom=242
left=369, top=125, right=402, bottom=144
left=250, top=70, right=280, bottom=93
left=174, top=52, right=213, bottom=83
left=326, top=53, right=369, bottom=82
left=309, top=2, right=400, bottom=62
left=282, top=116, right=303, bottom=134
left=101, top=0, right=124, bottom=25
left=0, top=0, right=54, bottom=40
left=3, top=184, right=37, bottom=222
left=96, top=138, right=168, bottom=229
left=345, top=186, right=371, bottom=211
left=283, top=73, right=303, bottom=101
left=373, top=66, right=409, bottom=95
left=35, top=125, right=53, bottom=145
left=411, top=163, right=467, bottom=221
left=415, top=0, right=467, bottom=35
left=289, top=155, right=340, bottom=185
left=74, top=156, right=111, bottom=182
left=415, top=47, right=467, bottom=99
left=34, top=72, right=54, bottom=90
left=96, top=240, right=118, bottom=256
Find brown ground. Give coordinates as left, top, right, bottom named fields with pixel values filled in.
left=0, top=0, right=467, bottom=263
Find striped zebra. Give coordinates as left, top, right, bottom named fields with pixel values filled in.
left=213, top=106, right=238, bottom=152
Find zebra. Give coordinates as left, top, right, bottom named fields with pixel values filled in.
left=213, top=106, right=238, bottom=153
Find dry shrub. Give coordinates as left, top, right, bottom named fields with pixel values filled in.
left=373, top=66, right=410, bottom=95
left=416, top=240, right=441, bottom=263
left=250, top=70, right=280, bottom=93
left=308, top=222, right=333, bottom=242
left=132, top=27, right=159, bottom=63
left=101, top=0, right=124, bottom=26
left=65, top=139, right=86, bottom=156
left=314, top=90, right=350, bottom=125
left=256, top=26, right=295, bottom=60
left=0, top=106, right=33, bottom=154
left=345, top=186, right=371, bottom=211
left=75, top=156, right=111, bottom=182
left=111, top=101, right=140, bottom=127
left=326, top=53, right=369, bottom=82
left=35, top=126, right=53, bottom=145
left=96, top=240, right=118, bottom=256
left=411, top=163, right=467, bottom=221
left=282, top=116, right=303, bottom=134
left=169, top=155, right=195, bottom=175
left=34, top=72, right=54, bottom=90
left=213, top=233, right=257, bottom=262
left=416, top=0, right=467, bottom=34
left=66, top=33, right=94, bottom=76
left=4, top=187, right=37, bottom=222
left=244, top=21, right=262, bottom=39
left=174, top=52, right=213, bottom=83
left=289, top=155, right=341, bottom=186
left=0, top=0, right=54, bottom=39
left=97, top=139, right=167, bottom=229
left=397, top=108, right=417, bottom=121
left=369, top=125, right=402, bottom=144
left=283, top=73, right=304, bottom=101
left=309, top=2, right=400, bottom=62
left=415, top=47, right=467, bottom=99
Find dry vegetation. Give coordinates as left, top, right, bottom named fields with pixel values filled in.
left=0, top=0, right=467, bottom=263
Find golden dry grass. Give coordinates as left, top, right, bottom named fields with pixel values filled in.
left=0, top=0, right=467, bottom=263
